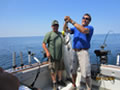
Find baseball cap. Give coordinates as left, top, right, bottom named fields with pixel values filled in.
left=51, top=20, right=59, bottom=26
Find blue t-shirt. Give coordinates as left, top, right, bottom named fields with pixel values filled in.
left=71, top=26, right=94, bottom=49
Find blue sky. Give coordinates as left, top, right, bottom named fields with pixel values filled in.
left=0, top=0, right=120, bottom=37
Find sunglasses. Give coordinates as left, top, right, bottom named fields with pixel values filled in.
left=82, top=17, right=90, bottom=21
left=52, top=24, right=59, bottom=27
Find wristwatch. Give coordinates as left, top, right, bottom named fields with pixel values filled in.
left=71, top=21, right=76, bottom=25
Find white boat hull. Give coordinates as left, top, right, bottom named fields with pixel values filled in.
left=6, top=63, right=120, bottom=90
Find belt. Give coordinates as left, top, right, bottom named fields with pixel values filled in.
left=74, top=48, right=88, bottom=51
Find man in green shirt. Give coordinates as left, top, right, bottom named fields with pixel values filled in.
left=42, top=20, right=65, bottom=90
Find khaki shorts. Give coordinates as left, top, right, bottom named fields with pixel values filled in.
left=71, top=50, right=91, bottom=78
left=49, top=59, right=64, bottom=74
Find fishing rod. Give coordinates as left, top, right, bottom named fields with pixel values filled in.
left=92, top=31, right=113, bottom=79
left=27, top=51, right=41, bottom=89
left=101, top=30, right=112, bottom=49
left=94, top=31, right=113, bottom=64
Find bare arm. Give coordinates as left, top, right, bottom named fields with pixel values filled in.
left=42, top=42, right=50, bottom=59
left=64, top=16, right=89, bottom=34
left=71, top=19, right=89, bottom=34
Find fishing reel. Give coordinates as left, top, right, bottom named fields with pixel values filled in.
left=92, top=46, right=111, bottom=80
left=94, top=44, right=110, bottom=64
left=91, top=47, right=109, bottom=80
left=94, top=31, right=112, bottom=64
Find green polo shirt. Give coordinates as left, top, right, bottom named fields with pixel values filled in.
left=43, top=31, right=62, bottom=61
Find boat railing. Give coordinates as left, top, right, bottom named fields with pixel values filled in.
left=12, top=51, right=42, bottom=72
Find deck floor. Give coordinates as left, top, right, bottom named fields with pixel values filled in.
left=42, top=82, right=109, bottom=90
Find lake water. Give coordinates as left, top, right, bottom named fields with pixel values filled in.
left=0, top=34, right=120, bottom=69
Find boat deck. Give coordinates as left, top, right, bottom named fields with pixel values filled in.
left=43, top=82, right=109, bottom=90
left=9, top=63, right=119, bottom=90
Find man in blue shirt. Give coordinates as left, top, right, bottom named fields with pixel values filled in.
left=63, top=13, right=94, bottom=90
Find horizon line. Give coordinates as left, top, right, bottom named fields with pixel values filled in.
left=0, top=33, right=120, bottom=38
